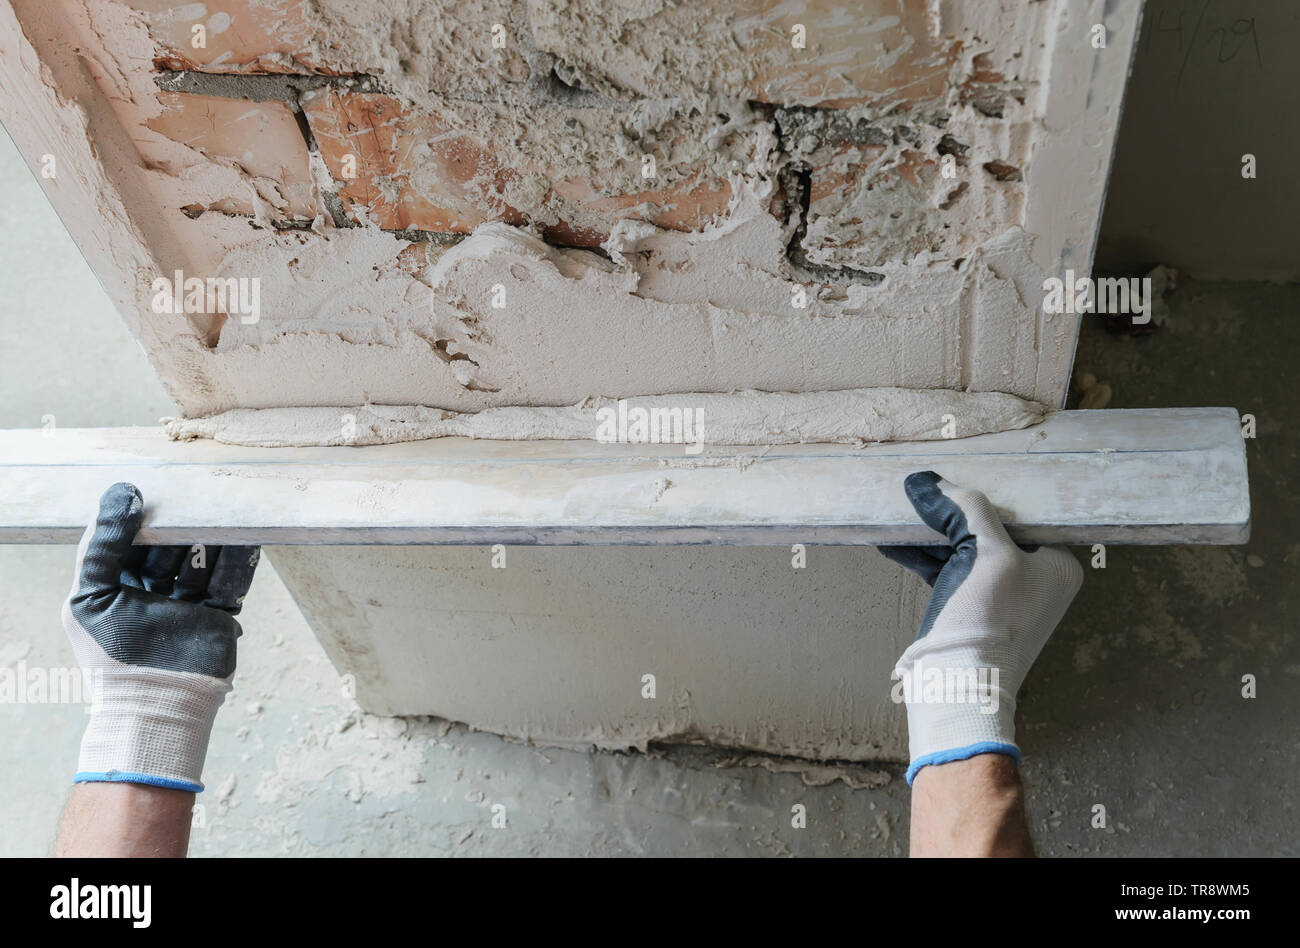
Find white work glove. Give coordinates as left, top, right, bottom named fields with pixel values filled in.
left=880, top=471, right=1082, bottom=785
left=63, top=483, right=260, bottom=793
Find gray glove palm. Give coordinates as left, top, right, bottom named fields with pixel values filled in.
left=64, top=482, right=259, bottom=792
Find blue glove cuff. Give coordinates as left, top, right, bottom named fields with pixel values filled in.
left=74, top=770, right=203, bottom=793
left=905, top=741, right=1021, bottom=786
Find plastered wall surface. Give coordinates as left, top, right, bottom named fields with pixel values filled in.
left=271, top=545, right=922, bottom=760
left=0, top=1, right=1141, bottom=760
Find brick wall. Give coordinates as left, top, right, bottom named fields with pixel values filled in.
left=126, top=0, right=1038, bottom=273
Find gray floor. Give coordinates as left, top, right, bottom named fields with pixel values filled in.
left=1, top=130, right=1293, bottom=857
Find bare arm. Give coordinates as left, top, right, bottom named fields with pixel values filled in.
left=55, top=784, right=194, bottom=858
left=909, top=755, right=1033, bottom=857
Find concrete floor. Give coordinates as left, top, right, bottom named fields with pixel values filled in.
left=1, top=129, right=1294, bottom=857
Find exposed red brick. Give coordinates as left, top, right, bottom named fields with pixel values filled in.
left=303, top=91, right=522, bottom=233
left=741, top=0, right=959, bottom=110
left=125, top=0, right=332, bottom=73
left=548, top=177, right=733, bottom=244
left=304, top=91, right=735, bottom=245
left=145, top=92, right=315, bottom=218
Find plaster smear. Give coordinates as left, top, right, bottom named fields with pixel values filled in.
left=202, top=177, right=1060, bottom=412
left=164, top=388, right=1047, bottom=448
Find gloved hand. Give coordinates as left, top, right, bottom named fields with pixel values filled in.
left=880, top=471, right=1082, bottom=785
left=63, top=482, right=259, bottom=793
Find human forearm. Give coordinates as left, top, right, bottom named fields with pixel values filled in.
left=55, top=783, right=194, bottom=857
left=909, top=754, right=1033, bottom=857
